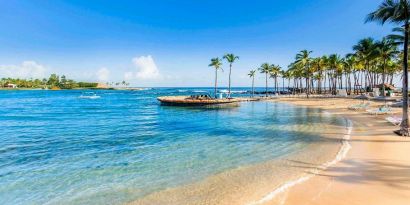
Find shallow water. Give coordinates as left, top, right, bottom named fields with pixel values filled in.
left=0, top=88, right=346, bottom=205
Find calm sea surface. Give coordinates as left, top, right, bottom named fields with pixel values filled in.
left=0, top=88, right=345, bottom=205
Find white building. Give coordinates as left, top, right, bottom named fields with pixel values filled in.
left=6, top=83, right=17, bottom=88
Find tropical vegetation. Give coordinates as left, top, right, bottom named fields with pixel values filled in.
left=0, top=74, right=128, bottom=89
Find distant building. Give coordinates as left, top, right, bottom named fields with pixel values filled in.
left=6, top=83, right=17, bottom=88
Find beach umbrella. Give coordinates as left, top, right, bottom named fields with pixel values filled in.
left=376, top=83, right=395, bottom=90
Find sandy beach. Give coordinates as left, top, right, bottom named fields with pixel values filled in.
left=262, top=97, right=410, bottom=205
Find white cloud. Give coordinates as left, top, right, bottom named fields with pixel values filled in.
left=96, top=67, right=110, bottom=82
left=125, top=55, right=160, bottom=80
left=0, top=61, right=47, bottom=79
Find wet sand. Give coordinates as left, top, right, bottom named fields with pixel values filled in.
left=261, top=97, right=410, bottom=205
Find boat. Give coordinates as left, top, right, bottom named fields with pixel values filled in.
left=157, top=95, right=243, bottom=106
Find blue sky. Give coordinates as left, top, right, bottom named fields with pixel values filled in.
left=0, top=0, right=395, bottom=87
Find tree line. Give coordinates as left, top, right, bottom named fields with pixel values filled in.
left=0, top=74, right=131, bottom=89
left=0, top=74, right=99, bottom=89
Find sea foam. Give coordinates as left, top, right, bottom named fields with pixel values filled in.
left=248, top=117, right=353, bottom=205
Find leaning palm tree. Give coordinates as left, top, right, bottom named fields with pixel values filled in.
left=209, top=57, right=223, bottom=98
left=223, top=54, right=239, bottom=98
left=367, top=0, right=410, bottom=136
left=248, top=70, right=256, bottom=98
left=259, top=63, right=271, bottom=97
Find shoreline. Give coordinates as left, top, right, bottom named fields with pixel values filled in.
left=263, top=97, right=410, bottom=205
left=127, top=100, right=350, bottom=205
left=247, top=114, right=353, bottom=205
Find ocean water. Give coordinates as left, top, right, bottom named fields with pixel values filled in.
left=0, top=88, right=345, bottom=205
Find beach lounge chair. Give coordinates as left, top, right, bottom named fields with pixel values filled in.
left=366, top=106, right=392, bottom=115
left=337, top=89, right=348, bottom=97
left=386, top=116, right=402, bottom=126
left=348, top=102, right=370, bottom=110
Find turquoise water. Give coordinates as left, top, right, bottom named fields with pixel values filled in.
left=0, top=88, right=345, bottom=205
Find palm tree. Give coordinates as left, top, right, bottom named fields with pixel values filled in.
left=387, top=27, right=410, bottom=48
left=209, top=57, right=223, bottom=98
left=367, top=0, right=410, bottom=136
left=353, top=38, right=376, bottom=91
left=248, top=70, right=256, bottom=98
left=223, top=54, right=239, bottom=98
left=269, top=64, right=281, bottom=94
left=374, top=38, right=399, bottom=96
left=279, top=70, right=286, bottom=93
left=259, top=63, right=271, bottom=97
left=295, top=50, right=313, bottom=98
left=327, top=54, right=344, bottom=95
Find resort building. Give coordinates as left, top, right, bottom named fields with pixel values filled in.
left=6, top=83, right=17, bottom=88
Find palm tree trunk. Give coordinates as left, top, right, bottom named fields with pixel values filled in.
left=214, top=69, right=218, bottom=98
left=228, top=64, right=232, bottom=98
left=306, top=78, right=310, bottom=98
left=400, top=22, right=409, bottom=135
left=265, top=73, right=268, bottom=97
left=282, top=77, right=285, bottom=94
left=288, top=78, right=290, bottom=95
left=382, top=59, right=386, bottom=97
left=390, top=74, right=394, bottom=85
left=252, top=76, right=255, bottom=98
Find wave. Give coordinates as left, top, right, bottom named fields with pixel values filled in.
left=218, top=89, right=248, bottom=94
left=79, top=95, right=101, bottom=99
left=248, top=118, right=353, bottom=205
left=192, top=90, right=208, bottom=93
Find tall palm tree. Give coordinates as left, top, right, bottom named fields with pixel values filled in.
left=353, top=38, right=376, bottom=91
left=223, top=54, right=239, bottom=98
left=279, top=70, right=287, bottom=93
left=248, top=70, right=256, bottom=98
left=367, top=0, right=410, bottom=136
left=209, top=58, right=223, bottom=98
left=269, top=64, right=281, bottom=94
left=259, top=63, right=271, bottom=97
left=311, top=57, right=327, bottom=94
left=327, top=54, right=344, bottom=95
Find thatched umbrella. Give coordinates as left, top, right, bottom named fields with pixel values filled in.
left=376, top=83, right=396, bottom=90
